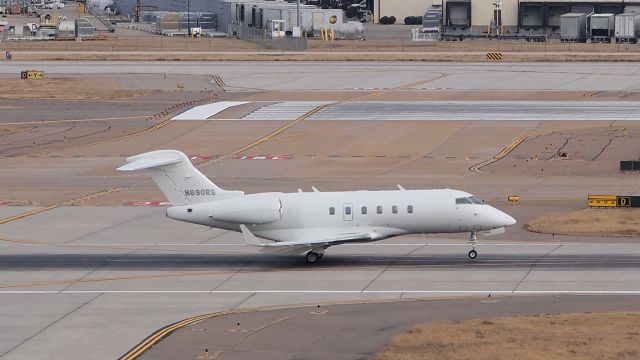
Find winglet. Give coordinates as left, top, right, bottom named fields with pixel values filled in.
left=240, top=224, right=267, bottom=247
left=311, top=186, right=320, bottom=192
left=397, top=184, right=406, bottom=190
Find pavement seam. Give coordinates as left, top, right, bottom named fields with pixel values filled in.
left=0, top=293, right=103, bottom=359
left=511, top=243, right=564, bottom=293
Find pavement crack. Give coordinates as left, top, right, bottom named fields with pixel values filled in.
left=59, top=267, right=101, bottom=292
left=512, top=244, right=563, bottom=293
left=0, top=293, right=102, bottom=359
left=230, top=292, right=256, bottom=310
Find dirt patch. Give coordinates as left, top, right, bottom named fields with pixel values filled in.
left=524, top=208, right=640, bottom=236
left=0, top=78, right=159, bottom=99
left=374, top=312, right=640, bottom=360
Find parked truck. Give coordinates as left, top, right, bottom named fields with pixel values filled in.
left=560, top=13, right=587, bottom=42
left=615, top=13, right=640, bottom=43
left=589, top=13, right=615, bottom=42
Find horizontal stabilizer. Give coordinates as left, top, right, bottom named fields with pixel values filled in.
left=117, top=157, right=181, bottom=171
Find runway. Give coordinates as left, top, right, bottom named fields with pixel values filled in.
left=1, top=206, right=640, bottom=359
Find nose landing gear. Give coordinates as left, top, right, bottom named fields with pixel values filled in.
left=468, top=231, right=478, bottom=259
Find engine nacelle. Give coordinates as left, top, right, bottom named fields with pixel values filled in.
left=167, top=196, right=282, bottom=225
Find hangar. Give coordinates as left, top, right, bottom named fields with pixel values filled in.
left=374, top=0, right=640, bottom=33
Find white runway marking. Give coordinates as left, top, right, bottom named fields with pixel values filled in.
left=172, top=101, right=250, bottom=120
left=64, top=243, right=564, bottom=247
left=242, top=101, right=334, bottom=120
left=1, top=290, right=640, bottom=295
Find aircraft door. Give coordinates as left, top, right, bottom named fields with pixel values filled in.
left=343, top=203, right=353, bottom=221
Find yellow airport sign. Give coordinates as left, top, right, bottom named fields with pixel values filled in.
left=21, top=70, right=44, bottom=80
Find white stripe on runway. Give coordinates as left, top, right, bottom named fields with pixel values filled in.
left=1, top=290, right=639, bottom=295
left=243, top=101, right=334, bottom=120
left=172, top=101, right=250, bottom=120
left=33, top=243, right=566, bottom=247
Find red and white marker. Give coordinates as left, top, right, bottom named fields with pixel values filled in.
left=125, top=201, right=171, bottom=207
left=233, top=155, right=294, bottom=160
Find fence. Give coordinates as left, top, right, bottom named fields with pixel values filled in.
left=2, top=35, right=640, bottom=53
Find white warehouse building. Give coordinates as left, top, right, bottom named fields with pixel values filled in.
left=374, top=0, right=640, bottom=33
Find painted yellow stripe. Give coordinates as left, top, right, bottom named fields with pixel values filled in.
left=0, top=205, right=58, bottom=225
left=470, top=133, right=529, bottom=173
left=0, top=236, right=44, bottom=245
left=392, top=73, right=448, bottom=91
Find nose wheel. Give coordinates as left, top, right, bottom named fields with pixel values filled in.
left=468, top=231, right=478, bottom=259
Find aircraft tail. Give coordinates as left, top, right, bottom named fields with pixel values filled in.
left=117, top=150, right=243, bottom=206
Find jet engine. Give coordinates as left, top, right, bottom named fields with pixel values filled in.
left=166, top=196, right=282, bottom=225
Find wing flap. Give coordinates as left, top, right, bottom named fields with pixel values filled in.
left=240, top=225, right=371, bottom=251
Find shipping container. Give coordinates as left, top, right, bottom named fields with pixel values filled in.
left=560, top=13, right=587, bottom=42
left=156, top=12, right=179, bottom=31
left=589, top=13, right=614, bottom=42
left=615, top=13, right=640, bottom=43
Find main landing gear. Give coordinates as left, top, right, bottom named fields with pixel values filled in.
left=468, top=231, right=478, bottom=259
left=305, top=249, right=325, bottom=264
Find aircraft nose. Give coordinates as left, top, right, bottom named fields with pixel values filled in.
left=499, top=210, right=517, bottom=227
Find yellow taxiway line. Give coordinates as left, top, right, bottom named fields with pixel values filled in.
left=469, top=133, right=530, bottom=173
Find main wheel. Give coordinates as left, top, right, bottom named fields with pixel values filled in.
left=306, top=251, right=321, bottom=264
left=468, top=250, right=477, bottom=259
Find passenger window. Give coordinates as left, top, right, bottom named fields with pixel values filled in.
left=377, top=206, right=383, bottom=214
left=345, top=206, right=352, bottom=215
left=361, top=206, right=367, bottom=214
left=456, top=197, right=472, bottom=205
left=407, top=205, right=413, bottom=213
left=329, top=207, right=335, bottom=215
left=392, top=205, right=398, bottom=214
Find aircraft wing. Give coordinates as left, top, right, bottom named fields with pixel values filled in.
left=240, top=225, right=371, bottom=254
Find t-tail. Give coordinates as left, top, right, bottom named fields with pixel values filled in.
left=117, top=150, right=243, bottom=205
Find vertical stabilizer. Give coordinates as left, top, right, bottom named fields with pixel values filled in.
left=117, top=150, right=243, bottom=205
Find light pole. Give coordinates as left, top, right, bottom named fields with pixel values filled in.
left=296, top=0, right=301, bottom=30
left=492, top=0, right=502, bottom=35
left=187, top=0, right=190, bottom=36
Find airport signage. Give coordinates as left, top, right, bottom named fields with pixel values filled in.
left=588, top=195, right=640, bottom=208
left=20, top=70, right=44, bottom=80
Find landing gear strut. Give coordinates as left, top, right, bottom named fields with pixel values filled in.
left=305, top=251, right=324, bottom=264
left=468, top=231, right=478, bottom=259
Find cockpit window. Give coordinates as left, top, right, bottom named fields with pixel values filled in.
left=456, top=196, right=486, bottom=205
left=469, top=196, right=485, bottom=205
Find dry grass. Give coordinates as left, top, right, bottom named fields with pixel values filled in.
left=0, top=78, right=158, bottom=100
left=374, top=312, right=640, bottom=360
left=524, top=208, right=640, bottom=236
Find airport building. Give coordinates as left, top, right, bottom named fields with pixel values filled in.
left=375, top=0, right=640, bottom=33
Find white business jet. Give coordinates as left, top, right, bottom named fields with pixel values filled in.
left=118, top=150, right=516, bottom=263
